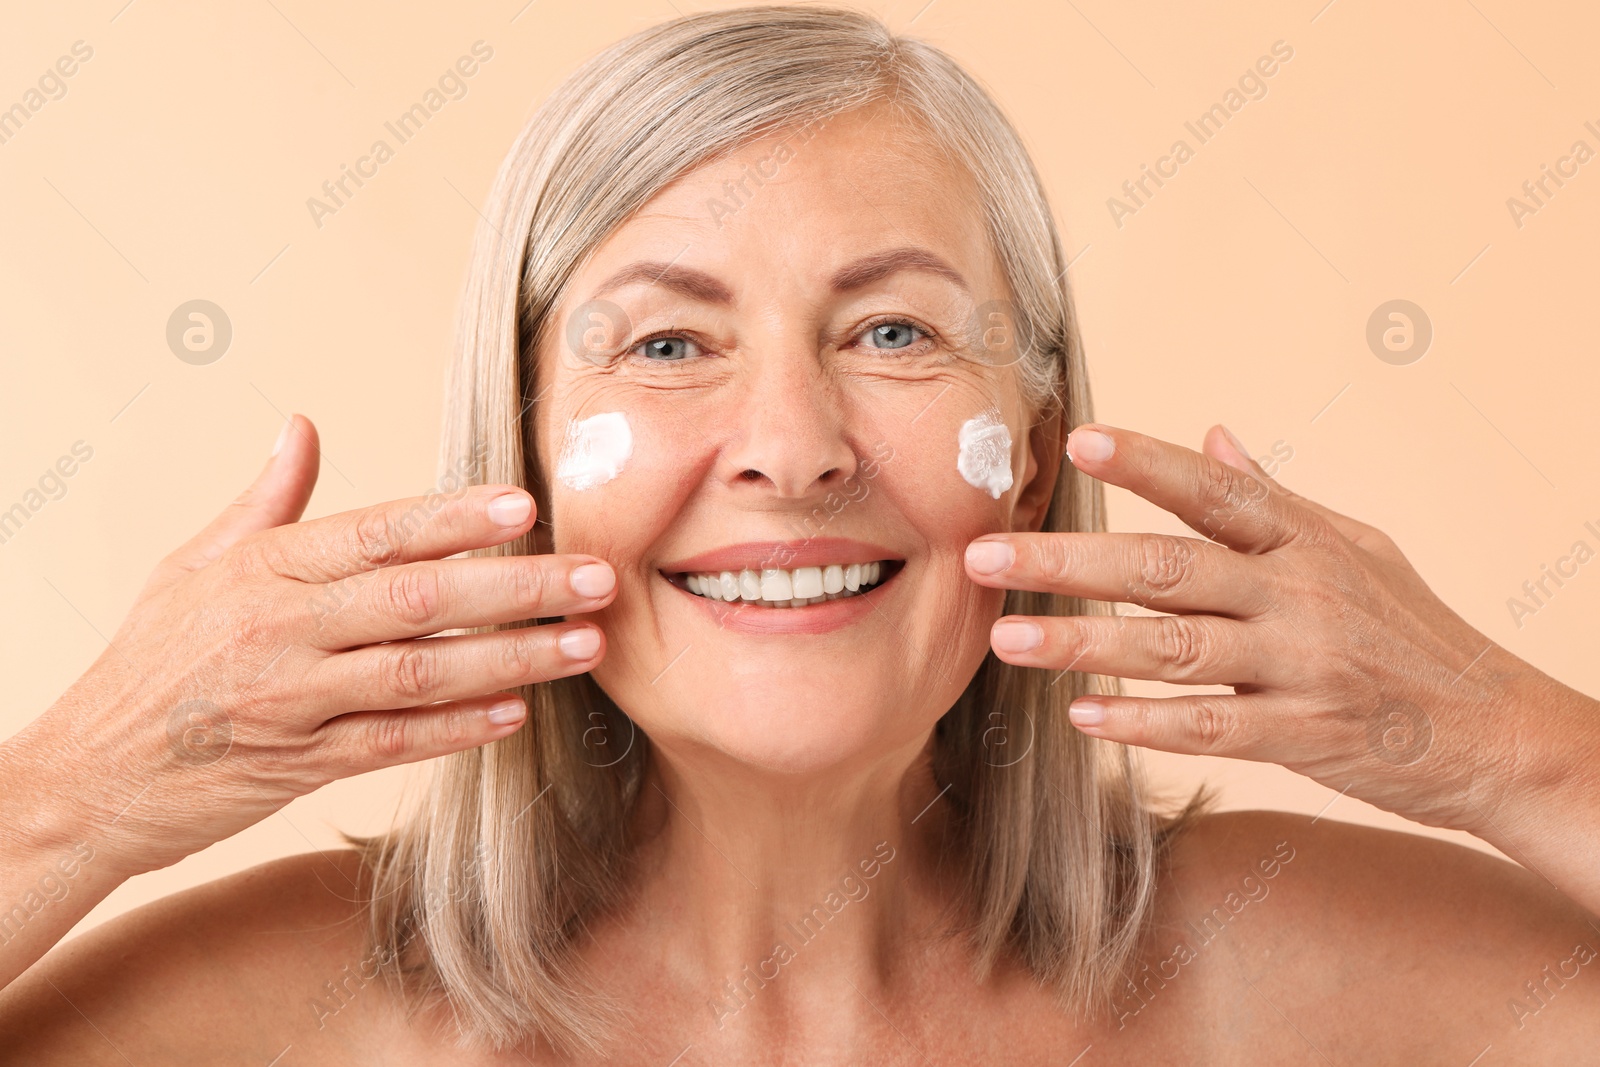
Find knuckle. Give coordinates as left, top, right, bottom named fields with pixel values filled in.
left=384, top=643, right=438, bottom=703
left=349, top=510, right=404, bottom=568
left=1133, top=535, right=1193, bottom=598
left=371, top=715, right=410, bottom=760
left=1154, top=616, right=1209, bottom=675
left=497, top=631, right=544, bottom=683
left=509, top=561, right=549, bottom=608
left=1189, top=698, right=1232, bottom=751
left=385, top=567, right=443, bottom=627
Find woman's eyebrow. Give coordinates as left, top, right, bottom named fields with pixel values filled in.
left=589, top=246, right=969, bottom=306
left=592, top=262, right=734, bottom=304
left=830, top=246, right=969, bottom=293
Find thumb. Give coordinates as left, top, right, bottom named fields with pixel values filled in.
left=156, top=414, right=322, bottom=581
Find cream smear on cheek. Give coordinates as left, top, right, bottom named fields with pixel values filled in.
left=957, top=408, right=1013, bottom=499
left=556, top=411, right=633, bottom=490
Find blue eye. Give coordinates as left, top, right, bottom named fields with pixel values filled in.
left=864, top=321, right=922, bottom=350
left=635, top=336, right=698, bottom=361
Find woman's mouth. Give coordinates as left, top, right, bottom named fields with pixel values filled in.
left=664, top=560, right=904, bottom=608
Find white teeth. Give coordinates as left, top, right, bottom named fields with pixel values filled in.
left=677, top=561, right=893, bottom=606
left=792, top=566, right=823, bottom=598
left=823, top=564, right=844, bottom=594
left=760, top=568, right=793, bottom=601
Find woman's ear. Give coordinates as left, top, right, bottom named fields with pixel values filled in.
left=1013, top=402, right=1065, bottom=533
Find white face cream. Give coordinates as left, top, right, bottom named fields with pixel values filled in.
left=556, top=411, right=633, bottom=491
left=957, top=408, right=1013, bottom=499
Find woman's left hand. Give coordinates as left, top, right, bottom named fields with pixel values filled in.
left=964, top=422, right=1600, bottom=861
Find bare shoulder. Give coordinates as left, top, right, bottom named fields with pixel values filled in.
left=1136, top=809, right=1600, bottom=1061
left=0, top=848, right=398, bottom=1065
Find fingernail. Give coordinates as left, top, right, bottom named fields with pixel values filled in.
left=559, top=626, right=601, bottom=660
left=1067, top=428, right=1113, bottom=463
left=1069, top=699, right=1105, bottom=727
left=487, top=698, right=525, bottom=725
left=570, top=563, right=615, bottom=598
left=272, top=418, right=292, bottom=457
left=487, top=492, right=532, bottom=527
left=966, top=540, right=1014, bottom=575
left=991, top=620, right=1042, bottom=653
left=1220, top=425, right=1249, bottom=458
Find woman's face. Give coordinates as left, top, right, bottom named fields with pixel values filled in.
left=535, top=105, right=1060, bottom=775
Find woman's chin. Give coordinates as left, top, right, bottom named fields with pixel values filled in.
left=649, top=697, right=923, bottom=777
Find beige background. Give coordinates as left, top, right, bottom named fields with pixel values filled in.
left=3, top=0, right=1596, bottom=939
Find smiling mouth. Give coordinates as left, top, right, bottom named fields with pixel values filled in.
left=662, top=560, right=904, bottom=608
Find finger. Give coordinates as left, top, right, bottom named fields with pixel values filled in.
left=157, top=414, right=321, bottom=580
left=1204, top=425, right=1385, bottom=551
left=965, top=531, right=1271, bottom=619
left=312, top=622, right=604, bottom=714
left=248, top=482, right=537, bottom=584
left=305, top=554, right=618, bottom=648
left=988, top=612, right=1279, bottom=687
left=1066, top=423, right=1326, bottom=555
left=313, top=691, right=529, bottom=776
left=1065, top=691, right=1278, bottom=759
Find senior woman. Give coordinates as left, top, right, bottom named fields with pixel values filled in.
left=2, top=6, right=1597, bottom=1063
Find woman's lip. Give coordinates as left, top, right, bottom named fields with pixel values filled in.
left=657, top=537, right=903, bottom=575
left=663, top=561, right=902, bottom=634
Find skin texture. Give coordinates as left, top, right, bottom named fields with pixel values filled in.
left=2, top=104, right=1597, bottom=1063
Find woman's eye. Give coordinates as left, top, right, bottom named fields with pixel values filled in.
left=862, top=321, right=924, bottom=351
left=634, top=335, right=699, bottom=361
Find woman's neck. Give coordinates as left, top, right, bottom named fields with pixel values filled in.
left=615, top=727, right=959, bottom=1033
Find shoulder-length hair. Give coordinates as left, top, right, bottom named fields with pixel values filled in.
left=343, top=5, right=1210, bottom=1056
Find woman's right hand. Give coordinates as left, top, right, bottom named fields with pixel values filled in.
left=9, top=413, right=614, bottom=878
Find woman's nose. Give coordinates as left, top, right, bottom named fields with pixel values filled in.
left=717, top=347, right=860, bottom=499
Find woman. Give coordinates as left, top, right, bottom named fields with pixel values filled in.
left=1, top=6, right=1595, bottom=1062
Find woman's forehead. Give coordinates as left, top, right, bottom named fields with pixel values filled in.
left=573, top=106, right=1002, bottom=299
